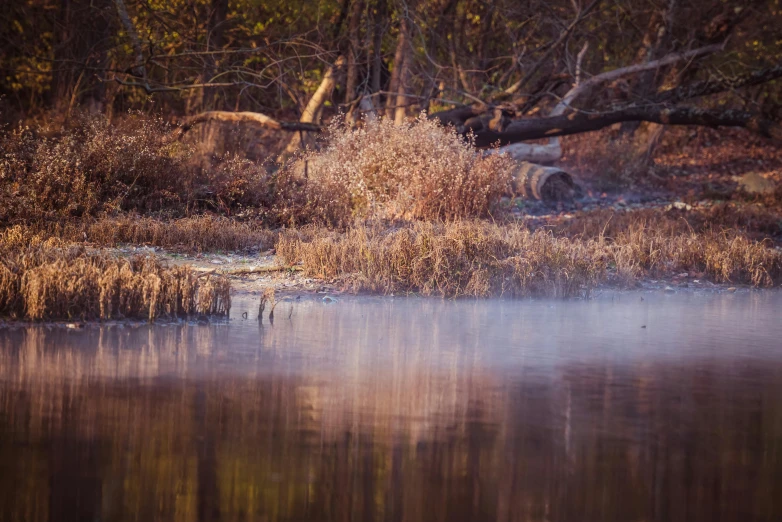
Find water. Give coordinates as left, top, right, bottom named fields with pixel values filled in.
left=1, top=291, right=782, bottom=522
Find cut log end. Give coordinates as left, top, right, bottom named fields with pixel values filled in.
left=511, top=162, right=579, bottom=203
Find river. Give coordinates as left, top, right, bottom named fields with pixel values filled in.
left=1, top=291, right=781, bottom=522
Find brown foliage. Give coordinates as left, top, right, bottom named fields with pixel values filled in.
left=0, top=115, right=289, bottom=222
left=277, top=221, right=606, bottom=298
left=38, top=214, right=277, bottom=253
left=289, top=116, right=515, bottom=224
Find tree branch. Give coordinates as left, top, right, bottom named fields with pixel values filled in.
left=172, top=111, right=322, bottom=140
left=550, top=43, right=723, bottom=117
left=470, top=106, right=781, bottom=147
left=649, top=64, right=782, bottom=105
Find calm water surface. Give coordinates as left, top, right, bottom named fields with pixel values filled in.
left=2, top=291, right=782, bottom=522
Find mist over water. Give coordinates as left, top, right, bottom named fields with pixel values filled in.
left=2, top=292, right=782, bottom=522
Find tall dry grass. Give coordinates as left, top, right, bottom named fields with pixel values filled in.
left=277, top=221, right=606, bottom=297
left=0, top=227, right=230, bottom=321
left=291, top=115, right=514, bottom=224
left=277, top=218, right=782, bottom=297
left=30, top=214, right=277, bottom=253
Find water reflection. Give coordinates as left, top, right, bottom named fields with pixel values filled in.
left=1, top=292, right=782, bottom=522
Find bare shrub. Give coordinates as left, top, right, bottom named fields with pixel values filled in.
left=560, top=130, right=646, bottom=190
left=289, top=115, right=515, bottom=224
left=0, top=114, right=288, bottom=222
left=0, top=226, right=230, bottom=321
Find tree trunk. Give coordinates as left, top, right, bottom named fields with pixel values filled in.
left=284, top=56, right=346, bottom=154
left=371, top=0, right=387, bottom=97
left=470, top=106, right=781, bottom=147
left=385, top=8, right=408, bottom=117
left=511, top=162, right=578, bottom=202
left=345, top=0, right=364, bottom=104
left=393, top=16, right=412, bottom=125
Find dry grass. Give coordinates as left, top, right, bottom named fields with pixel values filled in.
left=1, top=114, right=514, bottom=228
left=290, top=115, right=514, bottom=224
left=276, top=218, right=782, bottom=297
left=32, top=214, right=277, bottom=253
left=0, top=114, right=295, bottom=222
left=547, top=204, right=782, bottom=243
left=277, top=221, right=606, bottom=297
left=0, top=227, right=230, bottom=321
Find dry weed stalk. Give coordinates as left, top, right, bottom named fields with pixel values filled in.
left=258, top=287, right=276, bottom=322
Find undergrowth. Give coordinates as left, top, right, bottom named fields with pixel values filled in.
left=288, top=115, right=514, bottom=223
left=0, top=115, right=293, bottom=222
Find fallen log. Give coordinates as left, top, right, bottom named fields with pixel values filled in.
left=511, top=162, right=579, bottom=203
left=471, top=107, right=782, bottom=147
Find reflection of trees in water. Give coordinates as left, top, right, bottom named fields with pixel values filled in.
left=1, top=326, right=782, bottom=522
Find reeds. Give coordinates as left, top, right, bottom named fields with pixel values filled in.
left=277, top=218, right=782, bottom=297
left=277, top=221, right=607, bottom=297
left=0, top=227, right=230, bottom=321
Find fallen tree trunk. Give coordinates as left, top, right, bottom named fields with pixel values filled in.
left=431, top=43, right=726, bottom=162
left=173, top=111, right=321, bottom=140
left=470, top=106, right=782, bottom=147
left=511, top=162, right=578, bottom=202
left=484, top=141, right=561, bottom=165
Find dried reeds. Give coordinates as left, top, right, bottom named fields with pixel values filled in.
left=277, top=221, right=607, bottom=297
left=0, top=227, right=230, bottom=321
left=46, top=214, right=275, bottom=253
left=276, top=218, right=782, bottom=297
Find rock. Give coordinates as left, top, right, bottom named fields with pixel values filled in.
left=322, top=296, right=338, bottom=304
left=738, top=172, right=776, bottom=195
left=670, top=201, right=692, bottom=211
left=727, top=287, right=737, bottom=293
left=664, top=286, right=676, bottom=294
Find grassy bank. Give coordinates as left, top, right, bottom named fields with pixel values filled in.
left=29, top=215, right=276, bottom=253
left=2, top=116, right=781, bottom=311
left=277, top=218, right=782, bottom=297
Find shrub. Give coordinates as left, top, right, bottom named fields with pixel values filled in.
left=0, top=114, right=285, bottom=222
left=291, top=115, right=515, bottom=224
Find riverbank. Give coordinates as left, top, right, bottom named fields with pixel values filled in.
left=3, top=201, right=780, bottom=322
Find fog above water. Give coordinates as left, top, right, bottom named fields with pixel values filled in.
left=2, top=291, right=782, bottom=522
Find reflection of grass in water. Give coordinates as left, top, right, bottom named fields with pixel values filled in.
left=0, top=226, right=230, bottom=321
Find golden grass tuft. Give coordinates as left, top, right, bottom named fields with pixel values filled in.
left=0, top=227, right=230, bottom=321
